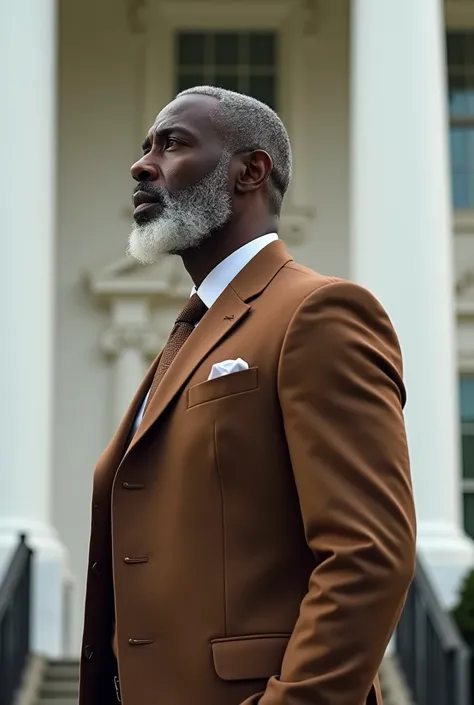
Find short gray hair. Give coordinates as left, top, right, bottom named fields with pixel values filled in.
left=177, top=85, right=292, bottom=214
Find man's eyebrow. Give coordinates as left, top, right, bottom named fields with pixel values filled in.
left=145, top=124, right=197, bottom=146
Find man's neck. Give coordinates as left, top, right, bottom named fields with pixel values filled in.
left=181, top=216, right=279, bottom=288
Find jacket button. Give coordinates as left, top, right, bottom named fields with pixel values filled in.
left=91, top=561, right=100, bottom=575
left=84, top=644, right=94, bottom=660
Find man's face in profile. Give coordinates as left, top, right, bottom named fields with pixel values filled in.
left=128, top=94, right=233, bottom=263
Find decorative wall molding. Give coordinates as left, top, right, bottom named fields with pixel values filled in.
left=87, top=254, right=192, bottom=301
left=446, top=1, right=474, bottom=29
left=454, top=211, right=474, bottom=235
left=456, top=269, right=474, bottom=297
left=101, top=325, right=161, bottom=357
left=155, top=0, right=301, bottom=27
left=280, top=205, right=316, bottom=244
left=125, top=0, right=149, bottom=35
left=456, top=267, right=474, bottom=317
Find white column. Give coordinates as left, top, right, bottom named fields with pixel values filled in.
left=101, top=299, right=161, bottom=430
left=0, top=0, right=70, bottom=655
left=350, top=0, right=474, bottom=606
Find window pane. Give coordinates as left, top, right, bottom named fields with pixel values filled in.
left=178, top=33, right=206, bottom=67
left=460, top=376, right=474, bottom=421
left=463, top=492, right=474, bottom=540
left=467, top=76, right=474, bottom=115
left=249, top=33, right=276, bottom=66
left=213, top=72, right=240, bottom=93
left=449, top=72, right=469, bottom=117
left=453, top=173, right=469, bottom=208
left=467, top=172, right=474, bottom=209
left=466, top=33, right=474, bottom=65
left=450, top=127, right=466, bottom=170
left=462, top=434, right=474, bottom=478
left=177, top=73, right=205, bottom=92
left=249, top=75, right=276, bottom=108
left=448, top=32, right=466, bottom=66
left=214, top=33, right=240, bottom=65
left=450, top=127, right=474, bottom=208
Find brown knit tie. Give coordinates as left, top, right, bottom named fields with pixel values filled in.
left=145, top=293, right=208, bottom=410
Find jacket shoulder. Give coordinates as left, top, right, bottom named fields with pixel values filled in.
left=276, top=260, right=342, bottom=301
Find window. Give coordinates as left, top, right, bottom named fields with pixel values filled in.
left=461, top=375, right=474, bottom=538
left=175, top=31, right=277, bottom=109
left=447, top=31, right=474, bottom=209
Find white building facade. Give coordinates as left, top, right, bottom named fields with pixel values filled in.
left=1, top=0, right=474, bottom=657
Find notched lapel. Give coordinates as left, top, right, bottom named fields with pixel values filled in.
left=125, top=286, right=250, bottom=455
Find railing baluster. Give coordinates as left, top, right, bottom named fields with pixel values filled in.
left=395, top=555, right=471, bottom=705
left=0, top=536, right=33, bottom=705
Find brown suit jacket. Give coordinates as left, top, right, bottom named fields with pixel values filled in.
left=80, top=240, right=416, bottom=705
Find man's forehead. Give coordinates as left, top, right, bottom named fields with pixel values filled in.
left=152, top=93, right=219, bottom=134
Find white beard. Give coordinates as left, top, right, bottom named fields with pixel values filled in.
left=128, top=152, right=232, bottom=264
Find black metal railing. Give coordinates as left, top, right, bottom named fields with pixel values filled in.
left=0, top=535, right=32, bottom=705
left=396, top=554, right=470, bottom=705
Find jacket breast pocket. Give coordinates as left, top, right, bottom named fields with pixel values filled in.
left=211, top=633, right=290, bottom=681
left=187, top=367, right=258, bottom=408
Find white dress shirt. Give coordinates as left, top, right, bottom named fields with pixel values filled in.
left=132, top=233, right=278, bottom=432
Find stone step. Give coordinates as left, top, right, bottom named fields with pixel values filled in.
left=44, top=661, right=79, bottom=680
left=36, top=701, right=78, bottom=705
left=40, top=679, right=79, bottom=697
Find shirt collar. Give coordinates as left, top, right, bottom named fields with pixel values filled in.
left=192, top=233, right=278, bottom=310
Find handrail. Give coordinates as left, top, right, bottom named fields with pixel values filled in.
left=396, top=554, right=470, bottom=705
left=0, top=535, right=33, bottom=705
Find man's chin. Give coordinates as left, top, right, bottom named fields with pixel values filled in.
left=127, top=227, right=161, bottom=264
left=133, top=207, right=163, bottom=227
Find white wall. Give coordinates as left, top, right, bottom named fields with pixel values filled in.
left=296, top=1, right=350, bottom=277
left=52, top=0, right=351, bottom=654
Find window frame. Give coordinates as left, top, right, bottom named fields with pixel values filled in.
left=447, top=3, right=474, bottom=228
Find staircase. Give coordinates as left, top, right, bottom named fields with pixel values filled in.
left=16, top=656, right=409, bottom=705
left=33, top=661, right=79, bottom=705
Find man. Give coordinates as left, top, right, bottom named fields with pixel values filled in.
left=80, top=86, right=416, bottom=705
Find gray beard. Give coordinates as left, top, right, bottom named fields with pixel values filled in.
left=128, top=152, right=232, bottom=264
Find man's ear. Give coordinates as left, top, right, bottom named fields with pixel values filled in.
left=235, top=150, right=273, bottom=195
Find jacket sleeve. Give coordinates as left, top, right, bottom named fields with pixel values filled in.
left=243, top=280, right=416, bottom=705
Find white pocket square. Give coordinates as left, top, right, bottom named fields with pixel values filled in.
left=208, top=358, right=249, bottom=381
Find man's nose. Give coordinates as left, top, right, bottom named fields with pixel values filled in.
left=130, top=155, right=159, bottom=182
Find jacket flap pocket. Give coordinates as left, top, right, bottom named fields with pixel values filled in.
left=211, top=634, right=290, bottom=681
left=188, top=367, right=258, bottom=408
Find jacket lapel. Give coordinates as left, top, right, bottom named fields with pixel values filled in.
left=126, top=285, right=250, bottom=455
left=124, top=240, right=294, bottom=457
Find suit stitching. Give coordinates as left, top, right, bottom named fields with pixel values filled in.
left=188, top=386, right=259, bottom=409
left=213, top=420, right=228, bottom=635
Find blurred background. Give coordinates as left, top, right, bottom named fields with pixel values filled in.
left=1, top=1, right=474, bottom=704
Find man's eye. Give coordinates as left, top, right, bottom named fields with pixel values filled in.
left=165, top=137, right=179, bottom=150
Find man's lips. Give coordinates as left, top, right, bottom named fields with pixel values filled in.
left=133, top=191, right=163, bottom=217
